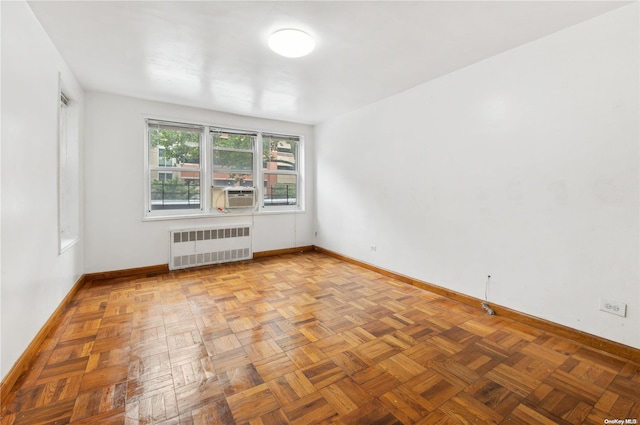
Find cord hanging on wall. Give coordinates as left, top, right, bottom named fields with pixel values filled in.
left=481, top=275, right=495, bottom=315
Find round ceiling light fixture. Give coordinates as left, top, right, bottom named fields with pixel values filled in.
left=268, top=29, right=315, bottom=58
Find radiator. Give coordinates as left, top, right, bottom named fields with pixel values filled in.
left=169, top=225, right=252, bottom=270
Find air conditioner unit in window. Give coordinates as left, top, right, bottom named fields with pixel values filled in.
left=224, top=187, right=256, bottom=209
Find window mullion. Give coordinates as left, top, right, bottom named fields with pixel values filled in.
left=150, top=166, right=203, bottom=173
left=257, top=132, right=263, bottom=210
left=212, top=147, right=253, bottom=154
left=263, top=170, right=297, bottom=175
left=203, top=126, right=211, bottom=213
left=212, top=165, right=253, bottom=173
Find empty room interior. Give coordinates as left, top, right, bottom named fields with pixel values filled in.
left=1, top=1, right=639, bottom=424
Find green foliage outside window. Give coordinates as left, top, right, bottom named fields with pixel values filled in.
left=212, top=133, right=252, bottom=150
left=150, top=128, right=200, bottom=165
left=212, top=133, right=255, bottom=187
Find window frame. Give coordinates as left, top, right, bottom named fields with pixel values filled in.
left=143, top=117, right=304, bottom=219
left=211, top=128, right=257, bottom=189
left=58, top=84, right=80, bottom=253
left=261, top=133, right=301, bottom=210
left=145, top=119, right=205, bottom=218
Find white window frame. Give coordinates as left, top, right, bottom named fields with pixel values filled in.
left=260, top=133, right=301, bottom=211
left=58, top=79, right=80, bottom=253
left=144, top=117, right=304, bottom=219
left=211, top=128, right=257, bottom=189
left=144, top=119, right=205, bottom=218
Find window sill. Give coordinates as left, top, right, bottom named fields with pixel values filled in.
left=143, top=208, right=305, bottom=222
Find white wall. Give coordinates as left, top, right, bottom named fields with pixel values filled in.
left=315, top=5, right=639, bottom=348
left=1, top=1, right=85, bottom=378
left=84, top=93, right=314, bottom=273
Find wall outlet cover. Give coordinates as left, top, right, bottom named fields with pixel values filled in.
left=599, top=298, right=627, bottom=318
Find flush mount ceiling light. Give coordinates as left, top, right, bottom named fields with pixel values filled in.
left=268, top=29, right=315, bottom=58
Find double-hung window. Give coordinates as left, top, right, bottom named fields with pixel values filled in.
left=262, top=134, right=299, bottom=207
left=145, top=119, right=302, bottom=217
left=147, top=120, right=203, bottom=214
left=211, top=128, right=256, bottom=188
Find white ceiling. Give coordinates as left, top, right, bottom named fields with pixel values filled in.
left=28, top=1, right=629, bottom=125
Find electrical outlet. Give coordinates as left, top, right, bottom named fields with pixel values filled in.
left=599, top=298, right=627, bottom=317
left=370, top=245, right=377, bottom=252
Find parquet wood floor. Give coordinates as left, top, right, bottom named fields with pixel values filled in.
left=2, top=251, right=639, bottom=424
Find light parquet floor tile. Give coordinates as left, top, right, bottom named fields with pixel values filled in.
left=2, top=251, right=639, bottom=424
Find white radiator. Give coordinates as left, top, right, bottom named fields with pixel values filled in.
left=169, top=225, right=252, bottom=270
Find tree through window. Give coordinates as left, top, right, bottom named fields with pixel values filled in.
left=148, top=120, right=203, bottom=211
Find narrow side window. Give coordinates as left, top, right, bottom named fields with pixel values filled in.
left=59, top=91, right=80, bottom=252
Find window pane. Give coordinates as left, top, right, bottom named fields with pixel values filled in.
left=150, top=171, right=200, bottom=210
left=263, top=137, right=298, bottom=171
left=263, top=173, right=297, bottom=206
left=59, top=91, right=80, bottom=252
left=212, top=132, right=255, bottom=150
left=213, top=150, right=253, bottom=172
left=149, top=127, right=200, bottom=166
